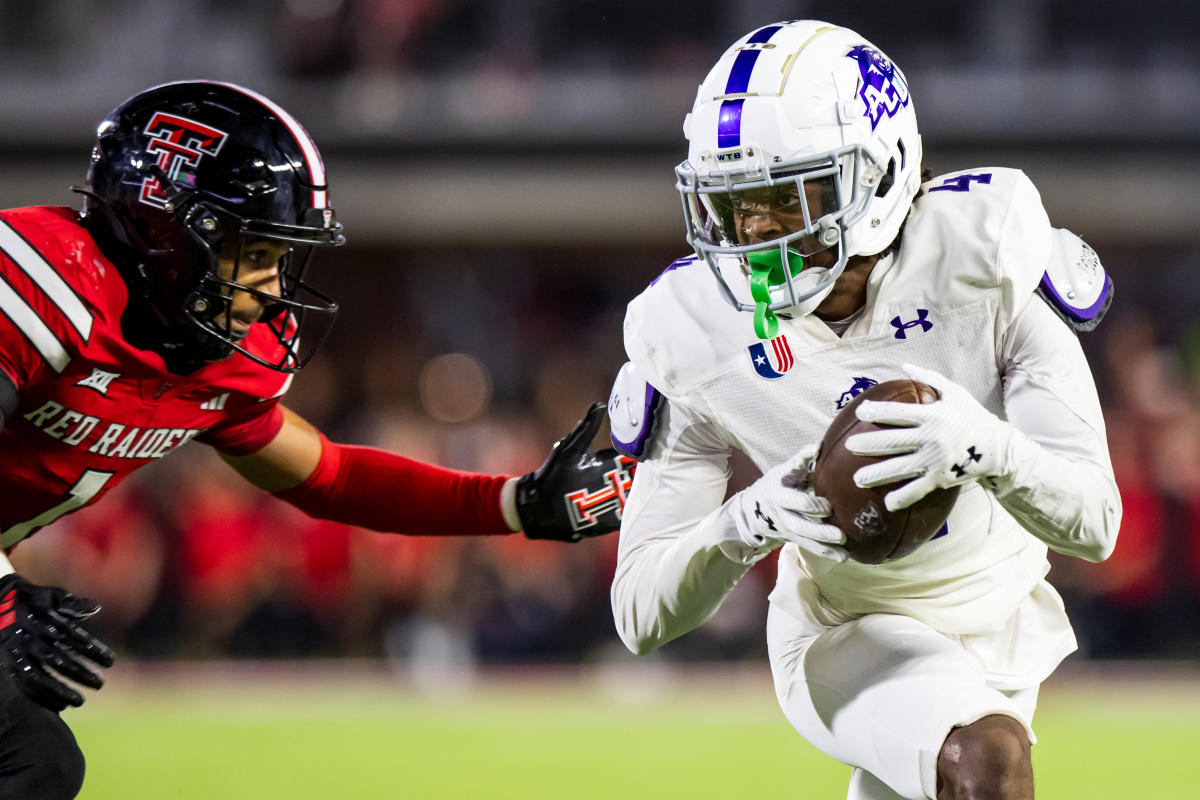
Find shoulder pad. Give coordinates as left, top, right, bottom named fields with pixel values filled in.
left=607, top=361, right=664, bottom=461
left=1036, top=228, right=1113, bottom=332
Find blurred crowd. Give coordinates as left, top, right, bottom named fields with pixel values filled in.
left=9, top=240, right=1200, bottom=666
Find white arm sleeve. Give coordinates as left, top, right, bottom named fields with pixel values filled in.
left=610, top=400, right=775, bottom=655
left=993, top=296, right=1122, bottom=561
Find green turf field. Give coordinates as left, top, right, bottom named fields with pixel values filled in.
left=69, top=661, right=1200, bottom=799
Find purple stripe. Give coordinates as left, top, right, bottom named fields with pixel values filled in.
left=716, top=25, right=782, bottom=149
left=717, top=100, right=745, bottom=148
left=724, top=49, right=762, bottom=95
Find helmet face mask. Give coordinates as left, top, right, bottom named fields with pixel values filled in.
left=79, top=80, right=345, bottom=373
left=676, top=21, right=922, bottom=337
left=182, top=226, right=338, bottom=372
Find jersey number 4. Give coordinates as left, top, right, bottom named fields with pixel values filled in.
left=928, top=173, right=993, bottom=193
left=1, top=470, right=114, bottom=548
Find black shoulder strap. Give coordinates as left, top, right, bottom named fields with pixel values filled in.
left=0, top=369, right=18, bottom=432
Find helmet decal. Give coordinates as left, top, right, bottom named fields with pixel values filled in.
left=138, top=113, right=229, bottom=209
left=715, top=24, right=783, bottom=148
left=845, top=45, right=910, bottom=131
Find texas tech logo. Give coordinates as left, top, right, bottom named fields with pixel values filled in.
left=564, top=456, right=636, bottom=531
left=138, top=112, right=229, bottom=208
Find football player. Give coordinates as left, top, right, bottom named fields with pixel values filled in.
left=0, top=80, right=630, bottom=799
left=607, top=21, right=1120, bottom=800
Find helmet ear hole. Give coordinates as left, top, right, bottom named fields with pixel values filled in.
left=875, top=158, right=897, bottom=198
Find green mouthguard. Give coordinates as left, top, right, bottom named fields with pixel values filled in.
left=747, top=249, right=805, bottom=339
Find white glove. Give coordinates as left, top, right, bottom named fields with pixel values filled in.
left=846, top=363, right=1016, bottom=511
left=731, top=445, right=847, bottom=562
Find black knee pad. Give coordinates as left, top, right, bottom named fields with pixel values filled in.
left=0, top=681, right=87, bottom=800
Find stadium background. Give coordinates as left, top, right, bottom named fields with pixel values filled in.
left=2, top=1, right=1200, bottom=797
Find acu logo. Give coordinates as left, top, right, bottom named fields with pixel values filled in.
left=836, top=376, right=878, bottom=409
left=845, top=45, right=910, bottom=130
left=138, top=112, right=229, bottom=209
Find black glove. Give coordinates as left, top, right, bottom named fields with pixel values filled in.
left=0, top=574, right=115, bottom=712
left=516, top=402, right=638, bottom=542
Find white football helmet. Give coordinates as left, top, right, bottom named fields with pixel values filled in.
left=676, top=20, right=922, bottom=338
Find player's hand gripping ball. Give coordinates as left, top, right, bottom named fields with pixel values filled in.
left=812, top=380, right=960, bottom=564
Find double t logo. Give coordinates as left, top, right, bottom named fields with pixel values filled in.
left=138, top=112, right=229, bottom=209
left=565, top=456, right=636, bottom=532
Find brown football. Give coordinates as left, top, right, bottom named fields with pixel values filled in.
left=812, top=379, right=960, bottom=564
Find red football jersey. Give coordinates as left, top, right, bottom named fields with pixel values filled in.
left=0, top=206, right=291, bottom=547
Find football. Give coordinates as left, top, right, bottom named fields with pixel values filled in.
left=812, top=379, right=960, bottom=564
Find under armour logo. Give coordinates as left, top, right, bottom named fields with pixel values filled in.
left=890, top=309, right=933, bottom=339
left=951, top=446, right=983, bottom=477
left=754, top=501, right=777, bottom=532
left=76, top=368, right=121, bottom=396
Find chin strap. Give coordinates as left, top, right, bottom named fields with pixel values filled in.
left=747, top=248, right=805, bottom=339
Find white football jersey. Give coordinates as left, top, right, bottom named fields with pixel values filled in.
left=614, top=168, right=1118, bottom=650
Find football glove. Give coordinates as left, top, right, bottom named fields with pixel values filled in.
left=516, top=402, right=636, bottom=542
left=847, top=362, right=1016, bottom=511
left=732, top=444, right=847, bottom=561
left=0, top=574, right=115, bottom=712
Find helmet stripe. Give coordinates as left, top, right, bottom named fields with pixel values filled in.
left=716, top=25, right=783, bottom=148
left=716, top=100, right=745, bottom=148
left=198, top=81, right=329, bottom=209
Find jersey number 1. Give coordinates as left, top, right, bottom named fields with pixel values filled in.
left=1, top=470, right=114, bottom=548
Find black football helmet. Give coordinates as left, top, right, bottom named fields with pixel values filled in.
left=78, top=80, right=344, bottom=374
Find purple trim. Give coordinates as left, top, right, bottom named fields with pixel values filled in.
left=1038, top=271, right=1111, bottom=322
left=611, top=383, right=664, bottom=460
left=717, top=100, right=745, bottom=148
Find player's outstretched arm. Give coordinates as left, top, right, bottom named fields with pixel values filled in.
left=0, top=572, right=115, bottom=711
left=221, top=404, right=629, bottom=542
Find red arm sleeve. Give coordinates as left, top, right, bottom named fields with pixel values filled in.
left=273, top=433, right=515, bottom=537
left=198, top=400, right=286, bottom=456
